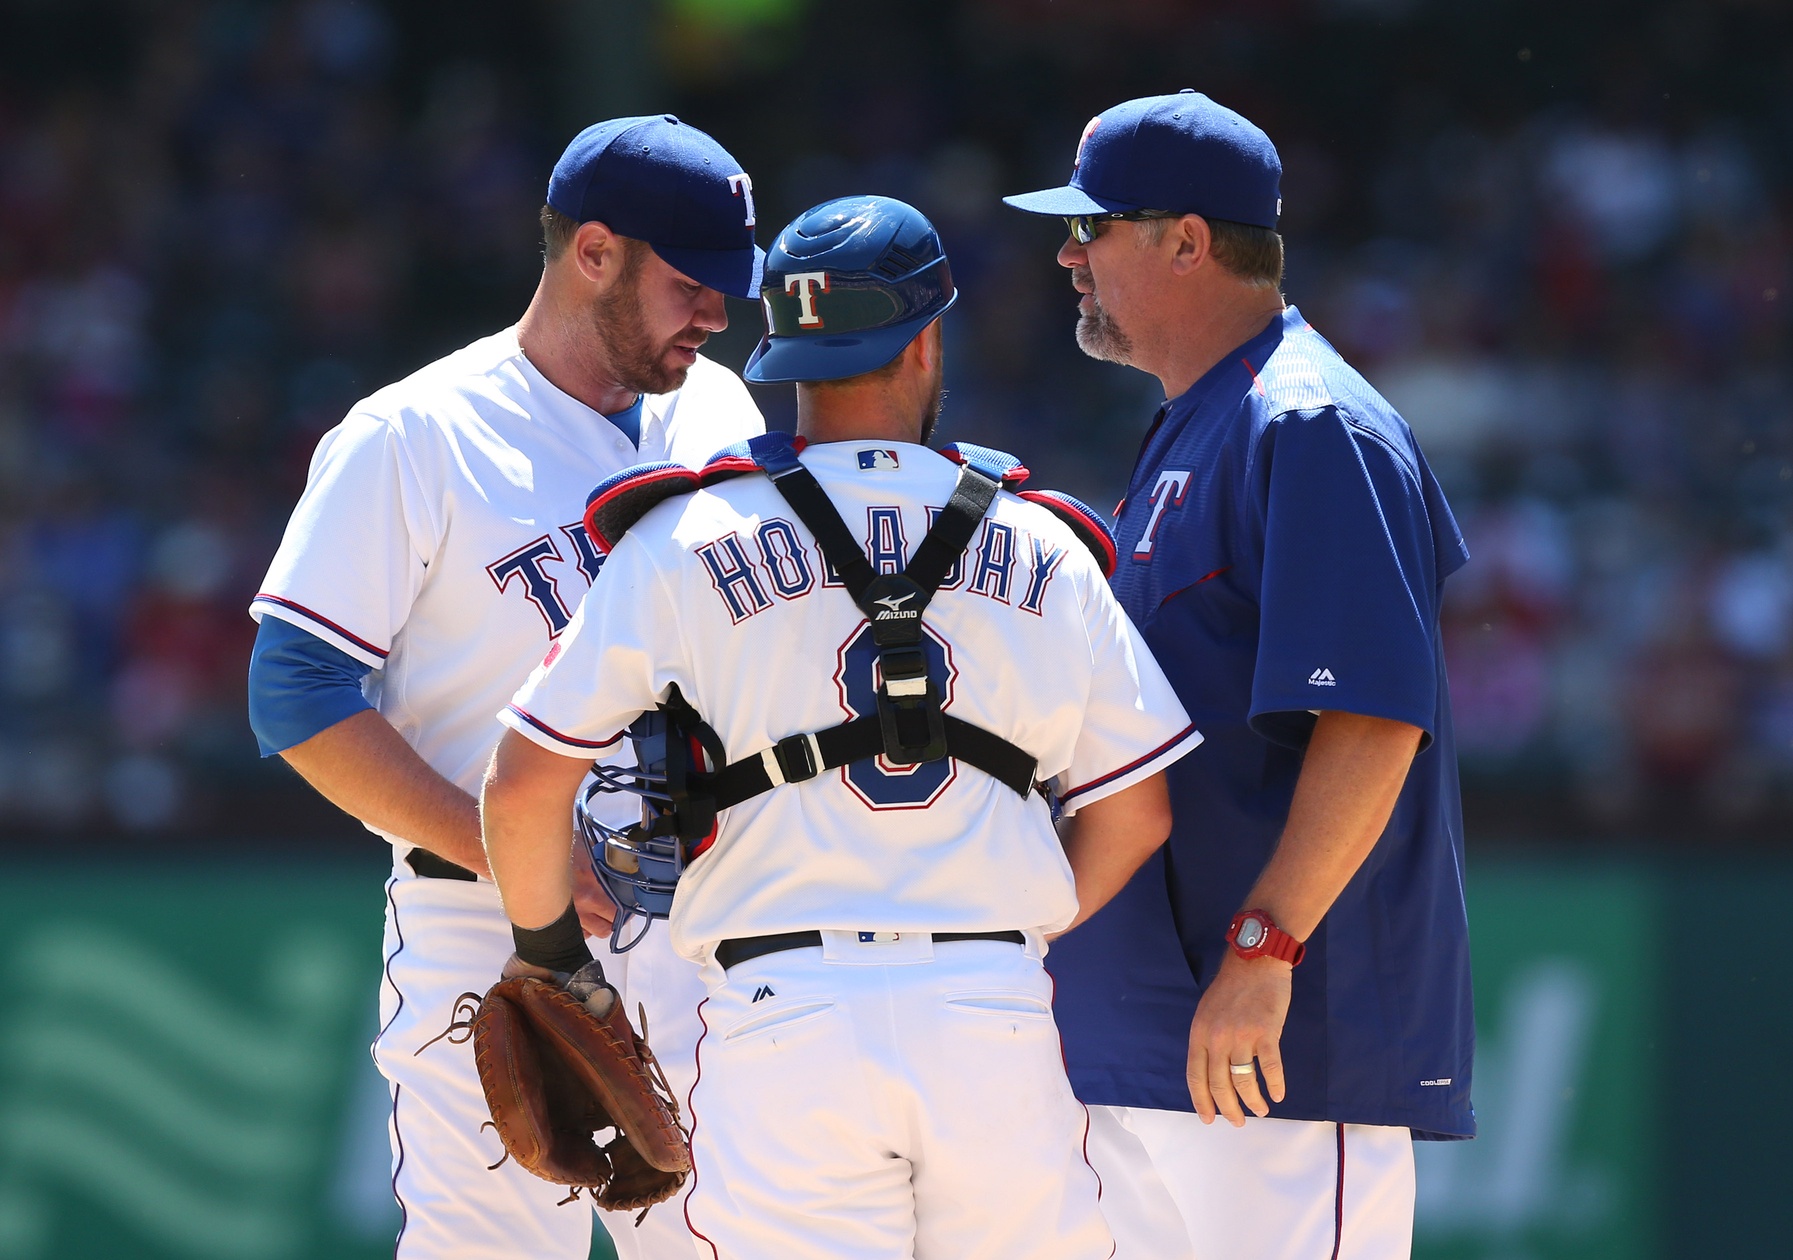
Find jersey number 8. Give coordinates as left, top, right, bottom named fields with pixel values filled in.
left=834, top=623, right=958, bottom=809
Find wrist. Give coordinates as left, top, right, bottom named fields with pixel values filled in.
left=511, top=902, right=594, bottom=974
left=1226, top=908, right=1306, bottom=967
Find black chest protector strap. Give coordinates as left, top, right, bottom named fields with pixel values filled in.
left=701, top=456, right=1039, bottom=809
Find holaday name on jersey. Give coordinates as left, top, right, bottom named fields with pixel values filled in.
left=693, top=505, right=1071, bottom=625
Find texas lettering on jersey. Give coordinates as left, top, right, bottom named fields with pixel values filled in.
left=691, top=508, right=1069, bottom=624
left=486, top=519, right=606, bottom=636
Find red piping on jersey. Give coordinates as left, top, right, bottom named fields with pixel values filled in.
left=1330, top=1123, right=1345, bottom=1260
left=253, top=594, right=388, bottom=659
left=1242, top=357, right=1267, bottom=397
left=1157, top=566, right=1233, bottom=608
left=381, top=878, right=413, bottom=1251
left=684, top=998, right=720, bottom=1259
left=503, top=704, right=623, bottom=751
left=1060, top=722, right=1199, bottom=807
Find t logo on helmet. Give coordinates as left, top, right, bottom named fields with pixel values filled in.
left=784, top=271, right=830, bottom=327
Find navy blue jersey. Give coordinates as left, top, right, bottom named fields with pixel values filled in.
left=1048, top=306, right=1475, bottom=1139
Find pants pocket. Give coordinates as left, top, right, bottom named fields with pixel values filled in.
left=720, top=999, right=837, bottom=1043
left=943, top=989, right=1054, bottom=1019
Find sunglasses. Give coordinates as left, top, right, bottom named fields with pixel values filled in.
left=1063, top=209, right=1179, bottom=244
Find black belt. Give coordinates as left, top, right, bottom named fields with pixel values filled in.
left=715, top=929, right=1025, bottom=971
left=406, top=848, right=478, bottom=881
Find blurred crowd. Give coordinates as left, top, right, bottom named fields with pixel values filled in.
left=1, top=0, right=1788, bottom=838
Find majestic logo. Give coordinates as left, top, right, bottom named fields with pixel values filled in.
left=873, top=591, right=919, bottom=621
left=751, top=985, right=775, bottom=1002
left=857, top=449, right=900, bottom=471
left=1074, top=115, right=1102, bottom=169
left=1308, top=668, right=1337, bottom=687
left=784, top=271, right=830, bottom=326
left=727, top=172, right=756, bottom=226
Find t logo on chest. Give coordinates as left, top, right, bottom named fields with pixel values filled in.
left=1133, top=470, right=1193, bottom=559
left=486, top=522, right=605, bottom=637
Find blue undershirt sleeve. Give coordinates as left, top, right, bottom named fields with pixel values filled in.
left=248, top=614, right=377, bottom=756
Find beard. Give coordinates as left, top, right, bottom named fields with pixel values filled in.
left=919, top=349, right=948, bottom=443
left=589, top=253, right=704, bottom=396
left=1074, top=291, right=1135, bottom=364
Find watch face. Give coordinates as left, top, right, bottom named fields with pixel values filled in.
left=1236, top=917, right=1266, bottom=950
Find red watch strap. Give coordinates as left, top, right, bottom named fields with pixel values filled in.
left=1228, top=908, right=1307, bottom=966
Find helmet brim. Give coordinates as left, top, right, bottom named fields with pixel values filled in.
left=743, top=294, right=956, bottom=384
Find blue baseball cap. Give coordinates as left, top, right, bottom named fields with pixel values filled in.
left=744, top=195, right=957, bottom=384
left=1003, top=90, right=1281, bottom=229
left=547, top=115, right=765, bottom=299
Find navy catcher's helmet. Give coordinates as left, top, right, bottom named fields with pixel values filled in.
left=575, top=699, right=724, bottom=951
left=744, top=195, right=957, bottom=384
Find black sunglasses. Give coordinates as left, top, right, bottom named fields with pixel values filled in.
left=1063, top=209, right=1179, bottom=244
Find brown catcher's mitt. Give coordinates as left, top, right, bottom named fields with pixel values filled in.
left=425, top=959, right=690, bottom=1214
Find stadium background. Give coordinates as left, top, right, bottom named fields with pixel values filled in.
left=0, top=0, right=1787, bottom=1256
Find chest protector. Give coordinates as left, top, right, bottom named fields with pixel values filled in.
left=573, top=432, right=1117, bottom=949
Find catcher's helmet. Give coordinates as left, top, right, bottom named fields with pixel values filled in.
left=743, top=195, right=957, bottom=384
left=576, top=697, right=724, bottom=951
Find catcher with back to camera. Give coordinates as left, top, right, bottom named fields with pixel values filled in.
left=244, top=115, right=765, bottom=1259
left=478, top=194, right=1206, bottom=1260
left=1003, top=91, right=1475, bottom=1259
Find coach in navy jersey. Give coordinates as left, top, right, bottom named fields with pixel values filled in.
left=1004, top=92, right=1474, bottom=1259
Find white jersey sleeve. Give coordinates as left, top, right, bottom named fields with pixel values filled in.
left=252, top=411, right=435, bottom=667
left=500, top=530, right=685, bottom=756
left=1054, top=571, right=1202, bottom=816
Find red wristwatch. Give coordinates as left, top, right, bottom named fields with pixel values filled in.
left=1226, top=909, right=1306, bottom=966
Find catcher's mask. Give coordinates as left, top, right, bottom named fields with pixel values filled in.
left=575, top=686, right=725, bottom=952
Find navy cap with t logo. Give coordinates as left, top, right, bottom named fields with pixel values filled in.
left=1003, top=90, right=1282, bottom=229
left=548, top=114, right=765, bottom=298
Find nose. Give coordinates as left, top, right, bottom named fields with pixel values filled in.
left=695, top=287, right=728, bottom=333
left=1056, top=234, right=1087, bottom=269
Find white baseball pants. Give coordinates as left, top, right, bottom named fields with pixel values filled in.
left=373, top=870, right=708, bottom=1260
left=1084, top=1105, right=1414, bottom=1260
left=683, top=932, right=1113, bottom=1260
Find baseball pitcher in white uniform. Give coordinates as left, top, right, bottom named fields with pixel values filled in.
left=246, top=116, right=764, bottom=1259
left=480, top=195, right=1204, bottom=1260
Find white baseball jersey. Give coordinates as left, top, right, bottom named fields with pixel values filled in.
left=502, top=440, right=1202, bottom=960
left=251, top=328, right=765, bottom=824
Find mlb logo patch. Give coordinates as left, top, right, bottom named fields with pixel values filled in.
left=857, top=449, right=900, bottom=471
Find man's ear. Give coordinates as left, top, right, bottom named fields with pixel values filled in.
left=1168, top=214, right=1213, bottom=276
left=911, top=317, right=943, bottom=374
left=568, top=220, right=620, bottom=287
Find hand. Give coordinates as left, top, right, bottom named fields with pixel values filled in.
left=571, top=851, right=618, bottom=940
left=500, top=951, right=560, bottom=981
left=1186, top=950, right=1292, bottom=1127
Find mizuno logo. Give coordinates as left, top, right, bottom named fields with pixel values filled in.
left=752, top=985, right=775, bottom=1002
left=873, top=593, right=919, bottom=620
left=1308, top=668, right=1337, bottom=687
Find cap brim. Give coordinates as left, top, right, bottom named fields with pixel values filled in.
left=1000, top=185, right=1142, bottom=216
left=651, top=242, right=766, bottom=300
left=743, top=300, right=954, bottom=384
